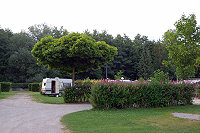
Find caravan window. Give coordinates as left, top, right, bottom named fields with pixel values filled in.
left=64, top=83, right=71, bottom=87
left=44, top=83, right=46, bottom=86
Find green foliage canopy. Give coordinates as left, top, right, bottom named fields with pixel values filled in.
left=28, top=23, right=68, bottom=41
left=114, top=70, right=124, bottom=80
left=163, top=14, right=200, bottom=79
left=151, top=69, right=169, bottom=83
left=31, top=32, right=118, bottom=85
left=138, top=43, right=153, bottom=80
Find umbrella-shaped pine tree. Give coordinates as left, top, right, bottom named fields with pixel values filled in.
left=31, top=32, right=118, bottom=86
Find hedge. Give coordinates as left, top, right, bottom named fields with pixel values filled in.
left=90, top=80, right=195, bottom=109
left=195, top=84, right=200, bottom=99
left=30, top=83, right=40, bottom=92
left=28, top=83, right=32, bottom=91
left=63, top=83, right=91, bottom=103
left=11, top=83, right=28, bottom=89
left=0, top=84, right=1, bottom=94
left=0, top=82, right=11, bottom=92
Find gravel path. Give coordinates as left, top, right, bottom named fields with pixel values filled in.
left=172, top=99, right=200, bottom=121
left=172, top=112, right=200, bottom=120
left=0, top=93, right=92, bottom=133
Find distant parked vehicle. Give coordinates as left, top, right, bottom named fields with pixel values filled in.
left=182, top=79, right=200, bottom=84
left=41, top=77, right=72, bottom=97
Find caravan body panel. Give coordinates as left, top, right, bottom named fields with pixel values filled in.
left=41, top=77, right=72, bottom=95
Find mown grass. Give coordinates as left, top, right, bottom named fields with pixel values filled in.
left=61, top=105, right=200, bottom=133
left=0, top=91, right=21, bottom=100
left=30, top=92, right=65, bottom=104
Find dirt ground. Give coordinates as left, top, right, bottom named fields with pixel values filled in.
left=0, top=93, right=92, bottom=133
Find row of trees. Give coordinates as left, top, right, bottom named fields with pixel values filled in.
left=0, top=24, right=70, bottom=83
left=0, top=14, right=199, bottom=83
left=0, top=25, right=174, bottom=83
left=83, top=31, right=174, bottom=80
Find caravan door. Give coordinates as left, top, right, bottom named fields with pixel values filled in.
left=51, top=81, right=56, bottom=93
left=55, top=79, right=60, bottom=94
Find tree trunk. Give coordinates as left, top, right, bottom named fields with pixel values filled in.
left=72, top=67, right=75, bottom=87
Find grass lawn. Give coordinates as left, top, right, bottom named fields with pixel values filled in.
left=61, top=105, right=200, bottom=133
left=30, top=92, right=65, bottom=104
left=0, top=91, right=21, bottom=100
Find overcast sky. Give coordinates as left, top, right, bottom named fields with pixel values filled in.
left=1, top=0, right=199, bottom=40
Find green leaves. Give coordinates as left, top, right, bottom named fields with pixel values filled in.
left=28, top=23, right=68, bottom=41
left=163, top=14, right=200, bottom=79
left=31, top=32, right=118, bottom=76
left=90, top=80, right=195, bottom=109
left=63, top=83, right=91, bottom=103
left=195, top=57, right=200, bottom=69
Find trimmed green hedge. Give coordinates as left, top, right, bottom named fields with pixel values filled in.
left=11, top=83, right=28, bottom=88
left=63, top=83, right=91, bottom=103
left=0, top=82, right=11, bottom=92
left=30, top=83, right=40, bottom=92
left=28, top=83, right=32, bottom=91
left=195, top=84, right=200, bottom=98
left=90, top=80, right=195, bottom=109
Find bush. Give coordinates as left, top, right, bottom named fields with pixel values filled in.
left=114, top=70, right=124, bottom=80
left=151, top=69, right=169, bottom=83
left=28, top=83, right=32, bottom=91
left=90, top=80, right=195, bottom=109
left=194, top=84, right=200, bottom=99
left=0, top=84, right=1, bottom=94
left=63, top=82, right=91, bottom=103
left=11, top=83, right=28, bottom=88
left=75, top=78, right=99, bottom=85
left=0, top=82, right=11, bottom=92
left=30, top=83, right=40, bottom=92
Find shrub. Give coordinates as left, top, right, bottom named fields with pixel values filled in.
left=63, top=82, right=91, bottom=103
left=194, top=84, right=200, bottom=99
left=31, top=83, right=40, bottom=92
left=28, top=83, right=32, bottom=91
left=11, top=83, right=28, bottom=88
left=90, top=80, right=128, bottom=109
left=75, top=77, right=91, bottom=85
left=90, top=80, right=195, bottom=109
left=0, top=82, right=11, bottom=92
left=114, top=70, right=124, bottom=80
left=138, top=77, right=144, bottom=82
left=75, top=78, right=99, bottom=85
left=151, top=69, right=169, bottom=83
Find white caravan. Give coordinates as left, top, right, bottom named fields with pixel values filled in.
left=41, top=77, right=72, bottom=96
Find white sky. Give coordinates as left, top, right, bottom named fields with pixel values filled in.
left=0, top=0, right=199, bottom=40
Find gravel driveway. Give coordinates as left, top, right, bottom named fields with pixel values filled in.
left=0, top=93, right=92, bottom=133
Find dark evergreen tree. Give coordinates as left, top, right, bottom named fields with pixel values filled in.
left=0, top=27, right=13, bottom=81
left=138, top=44, right=153, bottom=79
